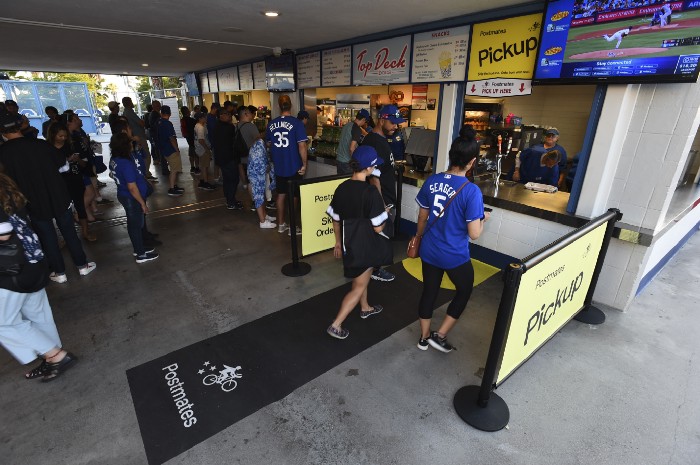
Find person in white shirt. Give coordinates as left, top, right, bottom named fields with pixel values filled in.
left=194, top=113, right=215, bottom=190
left=603, top=27, right=631, bottom=49
left=660, top=3, right=672, bottom=27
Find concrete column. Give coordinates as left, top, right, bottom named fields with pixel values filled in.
left=435, top=83, right=461, bottom=173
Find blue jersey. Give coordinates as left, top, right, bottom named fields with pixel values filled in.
left=266, top=116, right=307, bottom=177
left=110, top=157, right=148, bottom=199
left=415, top=174, right=484, bottom=269
left=529, top=143, right=567, bottom=172
left=156, top=118, right=177, bottom=158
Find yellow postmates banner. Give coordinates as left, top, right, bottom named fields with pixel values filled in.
left=467, top=13, right=543, bottom=81
left=300, top=178, right=347, bottom=257
left=496, top=222, right=607, bottom=385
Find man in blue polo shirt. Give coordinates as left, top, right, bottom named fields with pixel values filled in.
left=156, top=106, right=184, bottom=196
left=266, top=94, right=308, bottom=234
left=513, top=127, right=567, bottom=190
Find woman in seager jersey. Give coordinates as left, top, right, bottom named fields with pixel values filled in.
left=413, top=126, right=489, bottom=353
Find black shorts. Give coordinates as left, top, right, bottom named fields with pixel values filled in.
left=275, top=173, right=303, bottom=197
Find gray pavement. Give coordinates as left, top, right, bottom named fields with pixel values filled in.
left=1, top=148, right=699, bottom=464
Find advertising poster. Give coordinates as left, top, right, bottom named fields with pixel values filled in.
left=184, top=73, right=200, bottom=97
left=297, top=52, right=321, bottom=89
left=253, top=61, right=266, bottom=89
left=352, top=35, right=411, bottom=85
left=207, top=71, right=219, bottom=93
left=300, top=178, right=347, bottom=257
left=217, top=67, right=239, bottom=92
left=496, top=222, right=607, bottom=385
left=322, top=46, right=352, bottom=86
left=466, top=13, right=543, bottom=96
left=198, top=73, right=209, bottom=93
left=238, top=64, right=254, bottom=90
left=411, top=25, right=470, bottom=82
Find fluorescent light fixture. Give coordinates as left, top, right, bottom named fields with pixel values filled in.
left=178, top=47, right=187, bottom=51
left=264, top=11, right=279, bottom=17
left=142, top=63, right=149, bottom=67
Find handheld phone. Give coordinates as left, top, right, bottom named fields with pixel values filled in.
left=385, top=204, right=394, bottom=210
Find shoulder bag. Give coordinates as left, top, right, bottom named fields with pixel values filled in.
left=407, top=180, right=469, bottom=259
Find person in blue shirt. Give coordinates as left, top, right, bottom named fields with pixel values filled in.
left=109, top=132, right=159, bottom=263
left=513, top=127, right=567, bottom=189
left=414, top=126, right=489, bottom=353
left=518, top=148, right=561, bottom=187
left=266, top=94, right=308, bottom=234
left=156, top=106, right=184, bottom=196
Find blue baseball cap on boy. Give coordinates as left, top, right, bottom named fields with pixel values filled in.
left=356, top=109, right=370, bottom=120
left=352, top=145, right=384, bottom=176
left=378, top=104, right=405, bottom=124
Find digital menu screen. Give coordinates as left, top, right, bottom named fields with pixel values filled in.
left=534, top=0, right=700, bottom=84
left=265, top=53, right=296, bottom=92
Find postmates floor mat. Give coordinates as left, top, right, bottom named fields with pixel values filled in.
left=127, top=262, right=490, bottom=465
left=402, top=258, right=500, bottom=290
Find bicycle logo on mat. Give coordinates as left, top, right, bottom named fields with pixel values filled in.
left=198, top=361, right=243, bottom=392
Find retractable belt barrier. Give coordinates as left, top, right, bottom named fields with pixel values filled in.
left=454, top=208, right=623, bottom=431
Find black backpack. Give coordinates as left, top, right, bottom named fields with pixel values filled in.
left=233, top=122, right=252, bottom=160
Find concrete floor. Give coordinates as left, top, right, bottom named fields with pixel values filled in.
left=1, top=139, right=699, bottom=465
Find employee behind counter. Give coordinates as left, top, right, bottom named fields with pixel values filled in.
left=512, top=127, right=568, bottom=190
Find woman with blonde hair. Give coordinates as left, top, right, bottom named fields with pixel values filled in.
left=0, top=172, right=77, bottom=381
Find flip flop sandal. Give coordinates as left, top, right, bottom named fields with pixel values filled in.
left=42, top=352, right=78, bottom=382
left=25, top=360, right=49, bottom=380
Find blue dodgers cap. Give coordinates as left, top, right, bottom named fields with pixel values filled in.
left=297, top=110, right=310, bottom=120
left=356, top=109, right=370, bottom=120
left=352, top=145, right=384, bottom=170
left=545, top=127, right=559, bottom=136
left=378, top=104, right=405, bottom=124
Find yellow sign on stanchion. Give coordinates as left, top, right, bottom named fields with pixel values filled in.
left=496, top=222, right=607, bottom=384
left=299, top=177, right=347, bottom=257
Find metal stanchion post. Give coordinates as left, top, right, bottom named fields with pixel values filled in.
left=281, top=178, right=311, bottom=277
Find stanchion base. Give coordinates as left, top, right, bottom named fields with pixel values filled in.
left=281, top=262, right=312, bottom=277
left=574, top=305, right=606, bottom=325
left=453, top=385, right=509, bottom=432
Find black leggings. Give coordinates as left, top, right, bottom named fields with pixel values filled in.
left=419, top=260, right=474, bottom=320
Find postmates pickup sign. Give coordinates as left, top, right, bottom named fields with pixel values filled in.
left=467, top=13, right=543, bottom=96
left=300, top=177, right=347, bottom=256
left=496, top=221, right=607, bottom=385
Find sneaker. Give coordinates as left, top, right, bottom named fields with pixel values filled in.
left=428, top=331, right=455, bottom=353
left=266, top=200, right=277, bottom=210
left=227, top=201, right=243, bottom=210
left=287, top=226, right=302, bottom=236
left=226, top=204, right=237, bottom=210
left=198, top=181, right=216, bottom=191
left=96, top=198, right=113, bottom=205
left=49, top=272, right=67, bottom=284
left=135, top=252, right=160, bottom=263
left=265, top=214, right=276, bottom=222
left=278, top=223, right=289, bottom=233
left=190, top=167, right=196, bottom=174
left=96, top=181, right=107, bottom=188
left=250, top=206, right=257, bottom=212
left=259, top=220, right=277, bottom=229
left=371, top=268, right=395, bottom=282
left=194, top=168, right=201, bottom=175
left=360, top=305, right=383, bottom=319
left=327, top=325, right=349, bottom=340
left=132, top=248, right=156, bottom=257
left=167, top=188, right=183, bottom=197
left=417, top=337, right=429, bottom=351
left=78, top=262, right=97, bottom=276
left=174, top=185, right=185, bottom=193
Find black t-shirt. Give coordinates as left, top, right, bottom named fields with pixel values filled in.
left=148, top=111, right=161, bottom=138
left=108, top=113, right=121, bottom=134
left=328, top=180, right=386, bottom=225
left=213, top=121, right=236, bottom=166
left=361, top=132, right=396, bottom=206
left=0, top=137, right=72, bottom=221
left=183, top=116, right=196, bottom=145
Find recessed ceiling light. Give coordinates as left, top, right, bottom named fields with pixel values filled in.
left=264, top=11, right=279, bottom=17
left=142, top=63, right=149, bottom=67
left=179, top=47, right=187, bottom=51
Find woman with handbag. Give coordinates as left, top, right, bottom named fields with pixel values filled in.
left=413, top=126, right=490, bottom=353
left=325, top=146, right=390, bottom=340
left=0, top=172, right=78, bottom=381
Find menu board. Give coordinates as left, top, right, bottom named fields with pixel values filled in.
left=296, top=52, right=320, bottom=89
left=411, top=26, right=470, bottom=82
left=207, top=71, right=219, bottom=93
left=217, top=67, right=239, bottom=92
left=353, top=35, right=411, bottom=85
left=198, top=73, right=209, bottom=93
left=238, top=64, right=254, bottom=90
left=253, top=61, right=266, bottom=89
left=322, top=46, right=351, bottom=86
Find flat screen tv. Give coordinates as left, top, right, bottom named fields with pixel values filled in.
left=533, top=0, right=700, bottom=84
left=265, top=53, right=296, bottom=92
